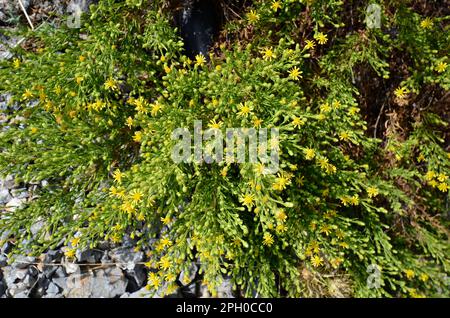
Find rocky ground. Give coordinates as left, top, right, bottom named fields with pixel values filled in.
left=0, top=0, right=235, bottom=299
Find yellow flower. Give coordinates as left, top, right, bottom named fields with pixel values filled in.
left=165, top=273, right=176, bottom=282
left=319, top=224, right=332, bottom=236
left=161, top=216, right=171, bottom=225
left=419, top=273, right=429, bottom=282
left=252, top=117, right=263, bottom=128
left=420, top=17, right=433, bottom=29
left=305, top=40, right=316, bottom=50
left=121, top=200, right=135, bottom=214
left=64, top=248, right=76, bottom=259
left=125, top=117, right=133, bottom=128
left=438, top=182, right=449, bottom=192
left=350, top=195, right=359, bottom=206
left=262, top=47, right=276, bottom=61
left=304, top=148, right=315, bottom=160
left=13, top=58, right=20, bottom=68
left=437, top=173, right=448, bottom=182
left=330, top=258, right=343, bottom=269
left=292, top=116, right=305, bottom=128
left=271, top=1, right=281, bottom=12
left=22, top=89, right=33, bottom=100
left=158, top=256, right=172, bottom=270
left=428, top=179, right=438, bottom=188
left=276, top=224, right=287, bottom=233
left=394, top=87, right=408, bottom=98
left=417, top=153, right=425, bottom=162
left=339, top=131, right=350, bottom=141
left=79, top=55, right=86, bottom=62
left=148, top=273, right=161, bottom=290
left=208, top=119, right=223, bottom=129
left=367, top=187, right=379, bottom=198
left=404, top=269, right=415, bottom=280
left=130, top=189, right=143, bottom=203
left=314, top=32, right=328, bottom=45
left=75, top=76, right=84, bottom=85
left=332, top=100, right=341, bottom=109
left=70, top=237, right=80, bottom=247
left=311, top=255, right=324, bottom=267
left=104, top=77, right=118, bottom=91
left=237, top=102, right=252, bottom=117
left=288, top=66, right=302, bottom=81
left=160, top=237, right=173, bottom=247
left=151, top=102, right=162, bottom=116
left=262, top=232, right=274, bottom=246
left=240, top=193, right=255, bottom=209
left=436, top=62, right=448, bottom=73
left=272, top=173, right=291, bottom=191
left=424, top=170, right=436, bottom=181
left=30, top=127, right=38, bottom=134
left=195, top=54, right=206, bottom=67
left=113, top=169, right=123, bottom=184
left=247, top=10, right=260, bottom=24
left=133, top=131, right=143, bottom=143
left=275, top=209, right=287, bottom=222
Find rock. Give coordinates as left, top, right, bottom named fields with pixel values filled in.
left=7, top=282, right=28, bottom=297
left=43, top=282, right=62, bottom=298
left=32, top=275, right=50, bottom=297
left=11, top=255, right=35, bottom=269
left=0, top=188, right=11, bottom=204
left=109, top=247, right=143, bottom=270
left=217, top=277, right=234, bottom=298
left=62, top=259, right=79, bottom=274
left=30, top=220, right=45, bottom=236
left=179, top=262, right=199, bottom=286
left=75, top=249, right=103, bottom=263
left=27, top=266, right=39, bottom=277
left=0, top=254, right=7, bottom=267
left=121, top=286, right=153, bottom=298
left=0, top=175, right=15, bottom=189
left=23, top=273, right=37, bottom=288
left=0, top=280, right=6, bottom=297
left=5, top=197, right=26, bottom=212
left=10, top=188, right=28, bottom=199
left=125, top=265, right=147, bottom=288
left=2, top=267, right=28, bottom=285
left=0, top=240, right=12, bottom=254
left=64, top=267, right=127, bottom=298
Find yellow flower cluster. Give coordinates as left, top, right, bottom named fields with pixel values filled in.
left=425, top=171, right=449, bottom=192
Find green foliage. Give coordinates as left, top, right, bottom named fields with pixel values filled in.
left=0, top=0, right=449, bottom=297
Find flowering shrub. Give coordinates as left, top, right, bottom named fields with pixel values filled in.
left=0, top=0, right=449, bottom=297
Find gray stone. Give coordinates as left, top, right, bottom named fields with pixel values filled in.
left=0, top=254, right=7, bottom=267
left=10, top=188, right=28, bottom=199
left=121, top=286, right=153, bottom=298
left=5, top=197, right=26, bottom=212
left=7, top=281, right=28, bottom=297
left=1, top=175, right=15, bottom=189
left=46, top=282, right=60, bottom=294
left=109, top=247, right=143, bottom=270
left=30, top=220, right=45, bottom=236
left=179, top=262, right=198, bottom=286
left=75, top=249, right=103, bottom=263
left=11, top=255, right=35, bottom=269
left=64, top=267, right=127, bottom=298
left=217, top=277, right=234, bottom=298
left=0, top=280, right=6, bottom=297
left=23, top=273, right=37, bottom=288
left=2, top=267, right=28, bottom=285
left=0, top=188, right=11, bottom=204
left=62, top=259, right=79, bottom=274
